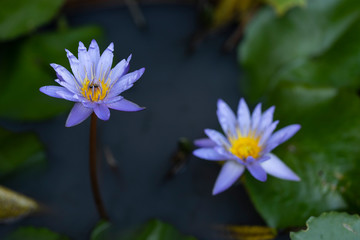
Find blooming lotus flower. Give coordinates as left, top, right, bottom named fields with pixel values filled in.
left=193, top=98, right=300, bottom=195
left=40, top=40, right=145, bottom=127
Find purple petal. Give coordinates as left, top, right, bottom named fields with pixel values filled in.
left=108, top=54, right=131, bottom=86
left=107, top=99, right=144, bottom=112
left=40, top=86, right=73, bottom=100
left=107, top=68, right=145, bottom=98
left=212, top=161, right=245, bottom=195
left=246, top=156, right=267, bottom=181
left=82, top=101, right=97, bottom=108
left=251, top=103, right=262, bottom=133
left=56, top=90, right=78, bottom=102
left=55, top=79, right=77, bottom=93
left=265, top=124, right=301, bottom=153
left=88, top=39, right=100, bottom=67
left=50, top=63, right=76, bottom=86
left=96, top=42, right=114, bottom=81
left=78, top=41, right=92, bottom=80
left=237, top=98, right=251, bottom=136
left=259, top=120, right=279, bottom=146
left=65, top=49, right=81, bottom=83
left=217, top=99, right=237, bottom=137
left=256, top=106, right=275, bottom=136
left=66, top=103, right=93, bottom=127
left=204, top=129, right=230, bottom=148
left=194, top=138, right=216, bottom=148
left=216, top=147, right=240, bottom=161
left=261, top=154, right=300, bottom=181
left=193, top=148, right=228, bottom=161
left=94, top=104, right=110, bottom=121
left=256, top=155, right=271, bottom=163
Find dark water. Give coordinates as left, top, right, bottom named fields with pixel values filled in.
left=0, top=5, right=290, bottom=240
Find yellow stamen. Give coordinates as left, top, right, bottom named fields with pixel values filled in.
left=80, top=77, right=110, bottom=101
left=229, top=134, right=261, bottom=160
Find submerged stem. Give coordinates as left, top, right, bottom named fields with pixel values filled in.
left=89, top=113, right=109, bottom=220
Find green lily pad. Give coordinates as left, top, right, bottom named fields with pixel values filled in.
left=0, top=0, right=64, bottom=41
left=239, top=0, right=360, bottom=102
left=238, top=0, right=360, bottom=229
left=4, top=227, right=69, bottom=240
left=0, top=26, right=102, bottom=121
left=290, top=212, right=360, bottom=240
left=0, top=128, right=45, bottom=178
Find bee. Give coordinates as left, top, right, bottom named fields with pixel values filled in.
left=89, top=84, right=99, bottom=89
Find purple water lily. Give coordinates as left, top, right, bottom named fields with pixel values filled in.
left=193, top=98, right=301, bottom=195
left=40, top=40, right=145, bottom=127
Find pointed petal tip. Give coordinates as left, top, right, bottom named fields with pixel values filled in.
left=239, top=97, right=247, bottom=105
left=127, top=54, right=132, bottom=62
left=90, top=39, right=98, bottom=45
left=294, top=124, right=301, bottom=131
left=39, top=86, right=46, bottom=93
left=290, top=175, right=301, bottom=181
left=212, top=188, right=222, bottom=195
left=78, top=41, right=86, bottom=50
left=217, top=98, right=225, bottom=106
left=192, top=149, right=202, bottom=159
left=257, top=174, right=267, bottom=182
left=204, top=128, right=213, bottom=135
left=108, top=42, right=114, bottom=51
left=50, top=63, right=57, bottom=68
left=65, top=121, right=75, bottom=128
left=194, top=138, right=216, bottom=148
left=238, top=98, right=249, bottom=112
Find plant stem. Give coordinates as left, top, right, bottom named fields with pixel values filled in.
left=89, top=113, right=109, bottom=220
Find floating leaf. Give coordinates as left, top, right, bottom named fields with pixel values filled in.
left=0, top=0, right=64, bottom=41
left=238, top=0, right=360, bottom=229
left=290, top=212, right=360, bottom=240
left=0, top=128, right=45, bottom=178
left=0, top=186, right=39, bottom=223
left=264, top=0, right=306, bottom=15
left=4, top=226, right=69, bottom=240
left=239, top=0, right=360, bottom=102
left=0, top=26, right=102, bottom=121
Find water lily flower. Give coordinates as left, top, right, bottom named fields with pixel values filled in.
left=193, top=98, right=300, bottom=195
left=40, top=40, right=145, bottom=127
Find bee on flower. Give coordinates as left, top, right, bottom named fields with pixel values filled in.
left=40, top=40, right=145, bottom=127
left=193, top=98, right=300, bottom=195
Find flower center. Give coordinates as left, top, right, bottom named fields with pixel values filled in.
left=81, top=78, right=109, bottom=101
left=229, top=135, right=261, bottom=160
